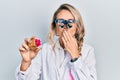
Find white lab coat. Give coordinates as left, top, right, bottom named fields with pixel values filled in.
left=15, top=40, right=97, bottom=80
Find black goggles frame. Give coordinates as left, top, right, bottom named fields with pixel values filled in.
left=54, top=19, right=76, bottom=28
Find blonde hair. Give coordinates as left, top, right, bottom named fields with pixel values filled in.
left=47, top=3, right=85, bottom=54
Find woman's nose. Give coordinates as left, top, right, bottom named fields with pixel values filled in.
left=63, top=25, right=67, bottom=29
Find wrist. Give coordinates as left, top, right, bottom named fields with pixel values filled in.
left=70, top=57, right=79, bottom=62
left=70, top=53, right=81, bottom=62
left=71, top=51, right=80, bottom=59
left=20, top=60, right=31, bottom=71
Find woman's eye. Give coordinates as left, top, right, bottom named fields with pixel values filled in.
left=67, top=24, right=73, bottom=28
left=59, top=25, right=64, bottom=28
left=58, top=23, right=64, bottom=28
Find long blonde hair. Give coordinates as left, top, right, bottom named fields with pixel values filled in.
left=47, top=3, right=85, bottom=54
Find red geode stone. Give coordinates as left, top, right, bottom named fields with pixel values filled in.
left=35, top=38, right=41, bottom=47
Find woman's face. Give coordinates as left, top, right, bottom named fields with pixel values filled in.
left=55, top=10, right=77, bottom=38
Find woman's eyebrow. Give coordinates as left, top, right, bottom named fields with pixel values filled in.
left=56, top=18, right=74, bottom=20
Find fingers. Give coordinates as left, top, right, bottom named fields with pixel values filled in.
left=62, top=30, right=72, bottom=42
left=24, top=38, right=30, bottom=44
left=62, top=36, right=66, bottom=45
left=62, top=30, right=71, bottom=46
left=19, top=42, right=29, bottom=52
left=19, top=46, right=26, bottom=52
left=19, top=38, right=30, bottom=52
left=62, top=30, right=77, bottom=48
left=35, top=47, right=41, bottom=54
left=19, top=37, right=41, bottom=52
left=67, top=31, right=73, bottom=39
left=22, top=41, right=30, bottom=50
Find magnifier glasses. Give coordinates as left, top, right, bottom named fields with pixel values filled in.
left=54, top=19, right=76, bottom=28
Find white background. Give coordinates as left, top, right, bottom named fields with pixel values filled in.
left=0, top=0, right=120, bottom=80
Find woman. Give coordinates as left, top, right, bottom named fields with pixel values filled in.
left=16, top=3, right=97, bottom=80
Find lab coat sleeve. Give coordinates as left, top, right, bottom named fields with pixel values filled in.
left=15, top=50, right=42, bottom=80
left=70, top=47, right=97, bottom=80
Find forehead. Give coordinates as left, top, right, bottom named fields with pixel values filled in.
left=56, top=10, right=74, bottom=20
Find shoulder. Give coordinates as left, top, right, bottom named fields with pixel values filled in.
left=82, top=43, right=94, bottom=51
left=81, top=43, right=94, bottom=57
left=41, top=42, right=53, bottom=51
left=42, top=42, right=52, bottom=48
